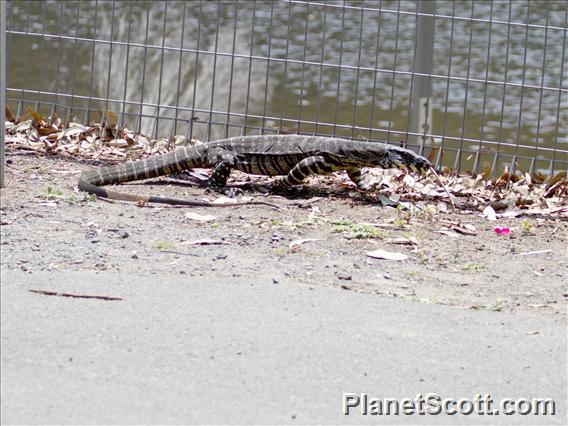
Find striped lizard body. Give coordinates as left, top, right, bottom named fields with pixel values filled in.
left=78, top=135, right=432, bottom=207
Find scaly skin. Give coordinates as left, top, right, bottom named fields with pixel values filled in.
left=78, top=135, right=432, bottom=207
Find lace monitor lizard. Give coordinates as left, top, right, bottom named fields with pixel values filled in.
left=78, top=135, right=432, bottom=207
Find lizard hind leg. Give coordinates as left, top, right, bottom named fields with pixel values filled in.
left=347, top=168, right=373, bottom=190
left=274, top=155, right=334, bottom=188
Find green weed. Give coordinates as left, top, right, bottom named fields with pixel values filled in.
left=463, top=262, right=484, bottom=272
left=42, top=185, right=64, bottom=199
left=489, top=298, right=507, bottom=312
left=332, top=221, right=384, bottom=239
left=154, top=241, right=174, bottom=250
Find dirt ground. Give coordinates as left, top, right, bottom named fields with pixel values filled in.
left=1, top=154, right=566, bottom=319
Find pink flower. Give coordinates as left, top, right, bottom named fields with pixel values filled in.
left=494, top=226, right=510, bottom=235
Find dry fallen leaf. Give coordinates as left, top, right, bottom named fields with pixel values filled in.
left=437, top=230, right=461, bottom=238
left=184, top=212, right=217, bottom=222
left=544, top=171, right=566, bottom=187
left=482, top=205, right=497, bottom=221
left=452, top=225, right=477, bottom=236
left=366, top=249, right=408, bottom=261
left=289, top=238, right=322, bottom=249
left=386, top=237, right=418, bottom=246
left=212, top=196, right=254, bottom=205
left=498, top=210, right=523, bottom=218
left=5, top=105, right=16, bottom=122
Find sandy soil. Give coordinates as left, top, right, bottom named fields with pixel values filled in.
left=1, top=154, right=566, bottom=318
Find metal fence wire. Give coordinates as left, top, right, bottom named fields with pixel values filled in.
left=5, top=0, right=568, bottom=175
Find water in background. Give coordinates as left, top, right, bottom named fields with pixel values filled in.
left=6, top=0, right=567, bottom=173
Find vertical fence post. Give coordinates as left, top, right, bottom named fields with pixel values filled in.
left=0, top=0, right=6, bottom=188
left=409, top=0, right=435, bottom=153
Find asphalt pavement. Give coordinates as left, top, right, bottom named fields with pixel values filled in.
left=1, top=269, right=566, bottom=424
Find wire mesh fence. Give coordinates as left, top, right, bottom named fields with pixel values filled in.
left=1, top=0, right=6, bottom=187
left=4, top=0, right=567, bottom=176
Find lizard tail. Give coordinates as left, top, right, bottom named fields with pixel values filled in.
left=78, top=147, right=278, bottom=208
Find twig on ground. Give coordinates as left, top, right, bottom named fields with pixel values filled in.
left=159, top=250, right=200, bottom=256
left=517, top=249, right=553, bottom=256
left=29, top=289, right=122, bottom=301
left=429, top=167, right=456, bottom=211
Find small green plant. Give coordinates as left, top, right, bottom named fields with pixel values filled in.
left=406, top=295, right=444, bottom=305
left=272, top=247, right=289, bottom=257
left=154, top=241, right=174, bottom=250
left=299, top=215, right=320, bottom=227
left=471, top=298, right=507, bottom=312
left=393, top=217, right=407, bottom=228
left=406, top=270, right=421, bottom=278
left=417, top=204, right=436, bottom=221
left=452, top=240, right=462, bottom=261
left=393, top=204, right=411, bottom=227
left=331, top=219, right=352, bottom=227
left=332, top=220, right=384, bottom=239
left=463, top=262, right=484, bottom=272
left=489, top=298, right=507, bottom=312
left=284, top=220, right=315, bottom=230
left=66, top=195, right=81, bottom=205
left=67, top=193, right=97, bottom=205
left=521, top=219, right=533, bottom=233
left=415, top=249, right=430, bottom=264
left=393, top=204, right=407, bottom=228
left=42, top=185, right=64, bottom=199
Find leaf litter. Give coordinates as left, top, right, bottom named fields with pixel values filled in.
left=4, top=106, right=567, bottom=220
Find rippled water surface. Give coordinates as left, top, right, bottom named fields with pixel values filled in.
left=6, top=0, right=567, bottom=172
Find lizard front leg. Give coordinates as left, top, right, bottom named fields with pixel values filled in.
left=208, top=162, right=232, bottom=187
left=207, top=152, right=243, bottom=196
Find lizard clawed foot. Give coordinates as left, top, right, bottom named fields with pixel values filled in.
left=269, top=178, right=297, bottom=195
left=228, top=181, right=272, bottom=194
left=206, top=186, right=244, bottom=198
left=244, top=183, right=271, bottom=194
left=356, top=179, right=375, bottom=191
left=270, top=177, right=289, bottom=189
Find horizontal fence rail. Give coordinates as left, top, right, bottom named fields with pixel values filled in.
left=5, top=0, right=567, bottom=175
